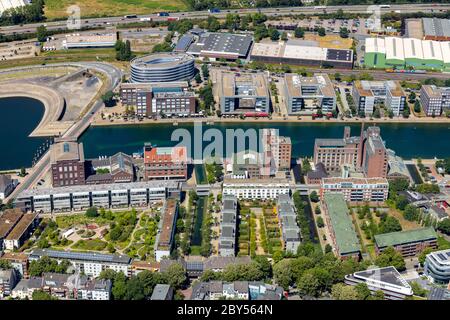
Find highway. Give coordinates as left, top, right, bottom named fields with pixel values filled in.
left=1, top=3, right=450, bottom=35
left=6, top=62, right=122, bottom=201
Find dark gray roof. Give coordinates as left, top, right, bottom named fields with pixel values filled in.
left=0, top=175, right=12, bottom=191
left=175, top=35, right=194, bottom=52
left=150, top=284, right=172, bottom=300
left=221, top=226, right=235, bottom=238
left=188, top=32, right=253, bottom=57
left=307, top=162, right=328, bottom=180
left=30, top=248, right=131, bottom=264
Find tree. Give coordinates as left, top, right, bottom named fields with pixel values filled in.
left=331, top=283, right=358, bottom=300
left=85, top=206, right=99, bottom=218
left=316, top=216, right=324, bottom=228
left=101, top=91, right=115, bottom=107
left=201, top=64, right=209, bottom=79
left=36, top=25, right=48, bottom=42
left=317, top=27, right=326, bottom=37
left=268, top=27, right=280, bottom=41
left=163, top=263, right=187, bottom=289
left=315, top=206, right=321, bottom=215
left=334, top=72, right=342, bottom=81
left=378, top=216, right=402, bottom=234
left=414, top=100, right=421, bottom=113
left=309, top=191, right=319, bottom=203
left=32, top=290, right=57, bottom=300
left=410, top=281, right=428, bottom=297
left=375, top=247, right=406, bottom=271
left=294, top=27, right=304, bottom=38
left=355, top=282, right=371, bottom=300
left=297, top=272, right=320, bottom=297
left=395, top=195, right=409, bottom=211
left=325, top=244, right=332, bottom=253
left=437, top=219, right=450, bottom=235
left=195, top=72, right=202, bottom=84
left=254, top=256, right=272, bottom=279
left=372, top=290, right=385, bottom=300
left=20, top=167, right=26, bottom=177
left=273, top=259, right=294, bottom=290
left=254, top=25, right=268, bottom=41
left=403, top=205, right=419, bottom=222
left=0, top=259, right=12, bottom=269
left=372, top=108, right=381, bottom=119
left=402, top=106, right=410, bottom=118
left=281, top=31, right=288, bottom=41
left=301, top=158, right=312, bottom=174
left=339, top=27, right=349, bottom=39
left=418, top=247, right=434, bottom=265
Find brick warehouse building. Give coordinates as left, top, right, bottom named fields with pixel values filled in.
left=143, top=144, right=188, bottom=181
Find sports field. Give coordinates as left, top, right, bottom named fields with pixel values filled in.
left=44, top=0, right=188, bottom=20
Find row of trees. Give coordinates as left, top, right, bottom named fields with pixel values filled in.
left=115, top=40, right=134, bottom=61
left=0, top=0, right=44, bottom=26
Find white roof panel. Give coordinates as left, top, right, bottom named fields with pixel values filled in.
left=422, top=40, right=443, bottom=61
left=365, top=37, right=386, bottom=54
left=283, top=44, right=327, bottom=61
left=385, top=37, right=404, bottom=61
left=440, top=41, right=450, bottom=63
left=403, top=38, right=423, bottom=59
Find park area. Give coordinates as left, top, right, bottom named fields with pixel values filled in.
left=44, top=0, right=188, bottom=20
left=27, top=206, right=163, bottom=261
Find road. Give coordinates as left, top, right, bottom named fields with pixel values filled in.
left=6, top=62, right=122, bottom=201
left=1, top=4, right=450, bottom=35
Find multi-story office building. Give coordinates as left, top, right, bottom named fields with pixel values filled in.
left=284, top=73, right=336, bottom=115
left=320, top=177, right=389, bottom=203
left=155, top=199, right=179, bottom=262
left=50, top=139, right=86, bottom=187
left=88, top=152, right=135, bottom=184
left=374, top=227, right=438, bottom=257
left=219, top=195, right=238, bottom=257
left=322, top=193, right=361, bottom=259
left=276, top=194, right=301, bottom=254
left=361, top=126, right=388, bottom=178
left=223, top=177, right=290, bottom=200
left=29, top=249, right=132, bottom=277
left=217, top=71, right=270, bottom=114
left=314, top=126, right=362, bottom=172
left=143, top=144, right=188, bottom=181
left=420, top=85, right=450, bottom=116
left=4, top=213, right=39, bottom=250
left=119, top=82, right=194, bottom=117
left=15, top=181, right=179, bottom=213
left=352, top=80, right=406, bottom=116
left=424, top=249, right=450, bottom=284
left=62, top=33, right=117, bottom=49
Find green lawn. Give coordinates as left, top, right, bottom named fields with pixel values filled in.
left=72, top=238, right=108, bottom=251
left=44, top=0, right=188, bottom=20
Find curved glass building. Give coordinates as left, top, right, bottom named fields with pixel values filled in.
left=130, top=53, right=195, bottom=83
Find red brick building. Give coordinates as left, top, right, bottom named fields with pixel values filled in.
left=50, top=139, right=86, bottom=187
left=144, top=144, right=187, bottom=181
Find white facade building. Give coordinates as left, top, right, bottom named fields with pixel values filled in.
left=223, top=178, right=290, bottom=200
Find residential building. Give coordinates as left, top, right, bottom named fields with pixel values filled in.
left=0, top=174, right=17, bottom=200
left=386, top=149, right=412, bottom=183
left=219, top=195, right=238, bottom=257
left=320, top=177, right=389, bottom=204
left=276, top=194, right=301, bottom=253
left=187, top=32, right=253, bottom=60
left=223, top=177, right=290, bottom=200
left=217, top=71, right=270, bottom=114
left=374, top=227, right=438, bottom=257
left=322, top=193, right=361, bottom=259
left=77, top=278, right=112, bottom=300
left=144, top=144, right=188, bottom=181
left=4, top=212, right=39, bottom=250
left=344, top=266, right=413, bottom=300
left=261, top=128, right=292, bottom=172
left=88, top=152, right=135, bottom=184
left=29, top=249, right=132, bottom=277
left=155, top=199, right=179, bottom=262
left=284, top=73, right=337, bottom=115
left=361, top=126, right=388, bottom=178
left=50, top=138, right=86, bottom=187
left=251, top=41, right=353, bottom=69
left=225, top=150, right=265, bottom=179
left=62, top=32, right=117, bottom=49
left=0, top=269, right=18, bottom=297
left=130, top=260, right=160, bottom=275
left=352, top=80, right=406, bottom=116
left=420, top=85, right=450, bottom=117
left=306, top=162, right=328, bottom=185
left=190, top=281, right=284, bottom=300
left=10, top=277, right=42, bottom=300
left=0, top=209, right=23, bottom=250
left=150, top=284, right=174, bottom=300
left=15, top=180, right=179, bottom=213
left=0, top=252, right=28, bottom=277
left=424, top=249, right=450, bottom=284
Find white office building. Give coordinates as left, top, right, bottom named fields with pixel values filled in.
left=223, top=178, right=290, bottom=200
left=424, top=249, right=450, bottom=284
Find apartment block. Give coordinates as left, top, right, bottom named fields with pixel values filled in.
left=320, top=177, right=389, bottom=203
left=261, top=128, right=292, bottom=172
left=322, top=193, right=361, bottom=259
left=4, top=213, right=39, bottom=250
left=155, top=199, right=179, bottom=262
left=217, top=71, right=270, bottom=114
left=276, top=194, right=301, bottom=254
left=29, top=249, right=132, bottom=277
left=352, top=80, right=406, bottom=116
left=219, top=195, right=238, bottom=257
left=144, top=144, right=188, bottom=181
left=361, top=126, right=388, bottom=178
left=223, top=177, right=290, bottom=200
left=0, top=209, right=23, bottom=250
left=420, top=85, right=450, bottom=116
left=375, top=227, right=438, bottom=257
left=0, top=269, right=18, bottom=298
left=284, top=73, right=336, bottom=115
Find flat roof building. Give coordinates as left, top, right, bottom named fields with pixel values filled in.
left=151, top=284, right=174, bottom=300
left=277, top=194, right=301, bottom=254
left=130, top=53, right=195, bottom=83
left=62, top=33, right=117, bottom=49
left=50, top=139, right=86, bottom=188
left=4, top=213, right=38, bottom=250
left=223, top=177, right=290, bottom=200
left=155, top=199, right=179, bottom=262
left=374, top=227, right=438, bottom=257
left=144, top=144, right=188, bottom=181
left=321, top=177, right=389, bottom=204
left=352, top=80, right=406, bottom=116
left=424, top=249, right=450, bottom=284
left=251, top=40, right=354, bottom=69
left=187, top=32, right=253, bottom=60
left=423, top=18, right=450, bottom=41
left=419, top=85, right=450, bottom=117
left=219, top=195, right=238, bottom=257
left=0, top=209, right=23, bottom=250
left=322, top=193, right=361, bottom=259
left=284, top=73, right=336, bottom=115
left=216, top=71, right=270, bottom=114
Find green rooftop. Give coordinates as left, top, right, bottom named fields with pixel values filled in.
left=323, top=193, right=361, bottom=256
left=374, top=227, right=437, bottom=248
